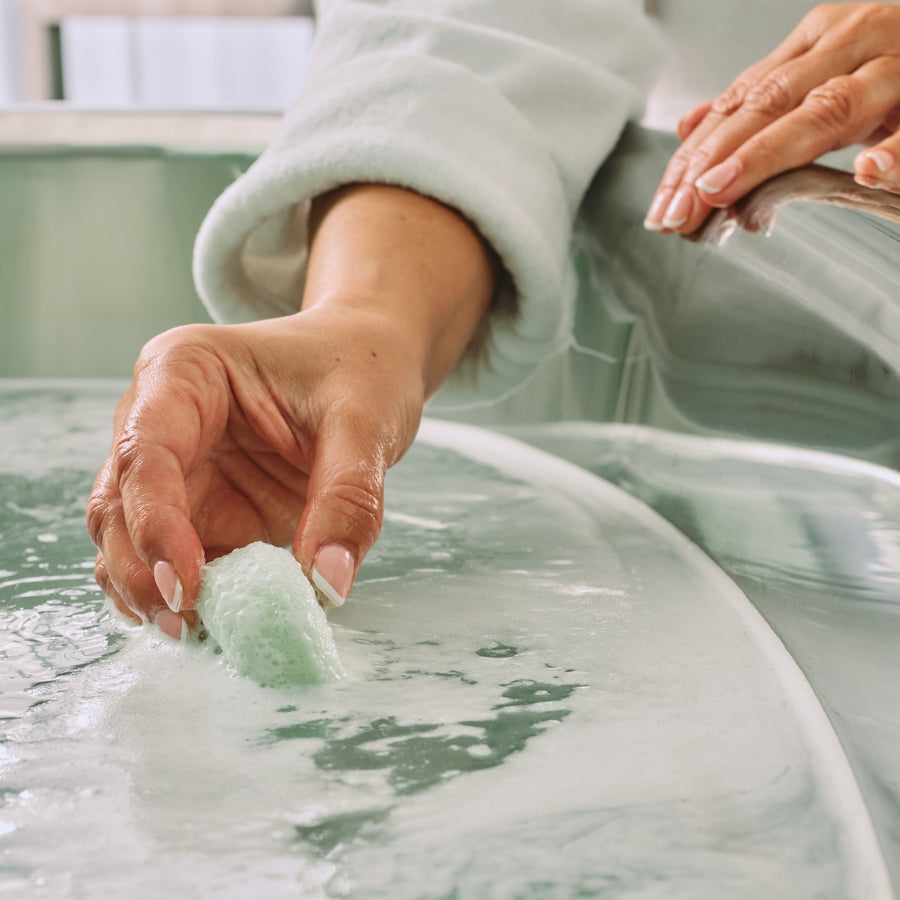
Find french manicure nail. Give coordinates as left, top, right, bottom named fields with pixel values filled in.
left=864, top=149, right=894, bottom=173
left=153, top=560, right=183, bottom=613
left=155, top=608, right=184, bottom=640
left=661, top=187, right=693, bottom=229
left=854, top=173, right=880, bottom=189
left=643, top=189, right=672, bottom=231
left=311, top=544, right=356, bottom=610
left=695, top=157, right=741, bottom=195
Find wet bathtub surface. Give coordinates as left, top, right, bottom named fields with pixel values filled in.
left=0, top=381, right=896, bottom=899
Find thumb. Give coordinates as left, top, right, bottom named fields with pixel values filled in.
left=293, top=423, right=390, bottom=609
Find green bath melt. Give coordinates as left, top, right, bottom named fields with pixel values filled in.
left=196, top=542, right=344, bottom=687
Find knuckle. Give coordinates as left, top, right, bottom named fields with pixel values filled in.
left=134, top=329, right=180, bottom=376
left=741, top=72, right=796, bottom=119
left=104, top=435, right=159, bottom=555
left=740, top=132, right=782, bottom=169
left=804, top=5, right=836, bottom=31
left=94, top=552, right=149, bottom=622
left=94, top=554, right=111, bottom=594
left=662, top=145, right=695, bottom=184
left=124, top=508, right=157, bottom=562
left=845, top=3, right=890, bottom=33
left=117, top=558, right=160, bottom=619
left=711, top=82, right=749, bottom=118
left=325, top=480, right=384, bottom=543
left=137, top=326, right=228, bottom=418
left=137, top=323, right=210, bottom=366
left=803, top=3, right=883, bottom=44
left=684, top=143, right=716, bottom=175
left=802, top=76, right=861, bottom=133
left=133, top=324, right=224, bottom=391
left=85, top=492, right=109, bottom=547
left=804, top=4, right=850, bottom=34
left=122, top=555, right=152, bottom=592
left=85, top=464, right=117, bottom=547
left=109, top=430, right=144, bottom=491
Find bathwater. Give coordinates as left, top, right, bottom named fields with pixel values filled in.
left=0, top=382, right=893, bottom=898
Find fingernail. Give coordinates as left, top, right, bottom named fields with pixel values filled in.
left=863, top=149, right=894, bottom=173
left=155, top=608, right=185, bottom=640
left=643, top=189, right=672, bottom=231
left=311, top=544, right=355, bottom=610
left=695, top=157, right=741, bottom=195
left=153, top=560, right=183, bottom=613
left=661, top=187, right=693, bottom=229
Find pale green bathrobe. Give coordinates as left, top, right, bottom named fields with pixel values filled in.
left=192, top=0, right=663, bottom=407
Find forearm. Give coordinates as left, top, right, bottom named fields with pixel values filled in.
left=304, top=184, right=495, bottom=398
left=193, top=1, right=661, bottom=405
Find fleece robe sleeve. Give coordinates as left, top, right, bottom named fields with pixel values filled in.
left=192, top=0, right=663, bottom=407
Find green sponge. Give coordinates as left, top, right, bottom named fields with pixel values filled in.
left=196, top=542, right=344, bottom=687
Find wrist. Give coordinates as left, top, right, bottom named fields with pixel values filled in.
left=304, top=184, right=495, bottom=396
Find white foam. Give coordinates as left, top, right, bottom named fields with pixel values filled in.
left=196, top=542, right=344, bottom=687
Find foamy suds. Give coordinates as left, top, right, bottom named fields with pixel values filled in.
left=196, top=542, right=344, bottom=687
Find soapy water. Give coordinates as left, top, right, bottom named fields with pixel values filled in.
left=512, top=420, right=900, bottom=891
left=0, top=382, right=893, bottom=899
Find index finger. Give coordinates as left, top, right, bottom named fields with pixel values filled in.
left=98, top=335, right=226, bottom=612
left=111, top=413, right=207, bottom=611
left=694, top=54, right=900, bottom=208
left=645, top=8, right=834, bottom=233
left=661, top=12, right=823, bottom=187
left=683, top=25, right=879, bottom=186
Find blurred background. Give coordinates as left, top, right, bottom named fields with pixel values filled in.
left=0, top=1, right=314, bottom=108
left=0, top=1, right=315, bottom=379
left=4, top=2, right=895, bottom=458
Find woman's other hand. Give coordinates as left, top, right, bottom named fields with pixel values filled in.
left=644, top=3, right=900, bottom=235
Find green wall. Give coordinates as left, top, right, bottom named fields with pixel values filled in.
left=1, top=147, right=255, bottom=376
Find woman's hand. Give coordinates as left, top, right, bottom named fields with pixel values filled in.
left=87, top=185, right=494, bottom=637
left=644, top=3, right=900, bottom=235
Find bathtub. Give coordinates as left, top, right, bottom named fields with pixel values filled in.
left=1, top=114, right=899, bottom=898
